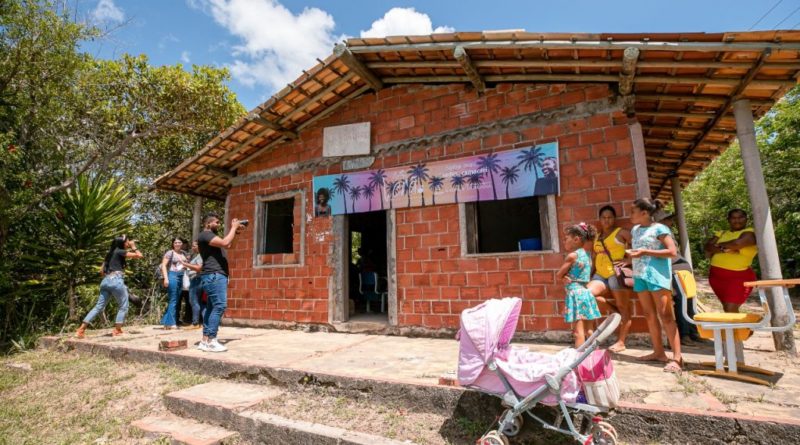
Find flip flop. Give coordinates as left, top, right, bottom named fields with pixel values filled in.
left=663, top=359, right=683, bottom=374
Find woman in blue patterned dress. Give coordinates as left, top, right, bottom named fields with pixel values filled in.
left=628, top=198, right=682, bottom=373
left=557, top=222, right=603, bottom=347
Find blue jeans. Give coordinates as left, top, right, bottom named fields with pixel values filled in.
left=201, top=273, right=228, bottom=339
left=161, top=271, right=184, bottom=326
left=188, top=276, right=202, bottom=324
left=83, top=275, right=129, bottom=325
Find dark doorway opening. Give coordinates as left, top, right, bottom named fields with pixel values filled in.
left=347, top=210, right=388, bottom=321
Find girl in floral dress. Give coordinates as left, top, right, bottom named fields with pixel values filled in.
left=557, top=222, right=603, bottom=347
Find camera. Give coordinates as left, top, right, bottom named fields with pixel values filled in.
left=238, top=219, right=249, bottom=227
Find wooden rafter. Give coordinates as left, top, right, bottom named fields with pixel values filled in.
left=652, top=49, right=774, bottom=198
left=247, top=115, right=298, bottom=139
left=454, top=46, right=486, bottom=94
left=334, top=44, right=383, bottom=91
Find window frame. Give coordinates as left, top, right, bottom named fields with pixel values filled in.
left=252, top=190, right=305, bottom=268
left=460, top=194, right=559, bottom=257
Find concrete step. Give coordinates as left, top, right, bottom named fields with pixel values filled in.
left=131, top=414, right=238, bottom=445
left=164, top=381, right=415, bottom=445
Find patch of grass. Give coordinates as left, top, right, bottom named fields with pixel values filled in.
left=0, top=349, right=215, bottom=444
left=454, top=416, right=489, bottom=438
left=676, top=374, right=700, bottom=395
left=156, top=363, right=209, bottom=391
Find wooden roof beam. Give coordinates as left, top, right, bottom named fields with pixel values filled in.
left=653, top=49, right=773, bottom=198
left=334, top=44, right=383, bottom=91
left=619, top=47, right=639, bottom=115
left=247, top=114, right=298, bottom=139
left=454, top=46, right=486, bottom=94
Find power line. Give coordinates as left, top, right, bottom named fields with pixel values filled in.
left=749, top=0, right=783, bottom=30
left=774, top=5, right=800, bottom=28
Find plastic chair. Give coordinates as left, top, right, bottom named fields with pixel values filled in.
left=676, top=274, right=799, bottom=386
left=358, top=271, right=387, bottom=313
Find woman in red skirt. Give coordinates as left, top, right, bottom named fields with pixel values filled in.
left=703, top=209, right=758, bottom=313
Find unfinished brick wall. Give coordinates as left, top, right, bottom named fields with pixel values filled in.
left=225, top=82, right=646, bottom=332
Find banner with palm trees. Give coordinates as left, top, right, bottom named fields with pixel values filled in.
left=312, top=142, right=558, bottom=216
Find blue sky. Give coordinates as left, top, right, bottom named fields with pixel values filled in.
left=80, top=0, right=800, bottom=110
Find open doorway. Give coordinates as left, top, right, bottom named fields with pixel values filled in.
left=347, top=210, right=388, bottom=322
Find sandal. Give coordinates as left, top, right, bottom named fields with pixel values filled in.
left=663, top=359, right=683, bottom=374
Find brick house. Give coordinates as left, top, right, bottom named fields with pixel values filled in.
left=154, top=32, right=800, bottom=336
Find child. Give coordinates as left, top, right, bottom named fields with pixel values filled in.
left=628, top=198, right=681, bottom=373
left=557, top=222, right=603, bottom=347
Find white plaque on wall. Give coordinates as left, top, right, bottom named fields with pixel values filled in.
left=323, top=122, right=371, bottom=157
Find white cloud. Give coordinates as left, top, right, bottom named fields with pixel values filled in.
left=360, top=7, right=454, bottom=38
left=158, top=34, right=180, bottom=50
left=189, top=0, right=344, bottom=91
left=91, top=0, right=125, bottom=25
left=181, top=51, right=191, bottom=64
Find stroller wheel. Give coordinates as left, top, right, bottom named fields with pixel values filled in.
left=479, top=430, right=509, bottom=445
left=499, top=409, right=524, bottom=437
left=591, top=421, right=618, bottom=445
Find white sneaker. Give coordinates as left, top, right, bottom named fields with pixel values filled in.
left=197, top=341, right=209, bottom=351
left=206, top=338, right=227, bottom=353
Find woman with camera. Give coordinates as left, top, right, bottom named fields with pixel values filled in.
left=160, top=237, right=188, bottom=329
left=76, top=235, right=143, bottom=338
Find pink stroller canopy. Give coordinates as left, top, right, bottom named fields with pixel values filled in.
left=458, top=297, right=522, bottom=386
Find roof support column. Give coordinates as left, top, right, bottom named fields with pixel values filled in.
left=670, top=176, right=692, bottom=267
left=627, top=119, right=651, bottom=199
left=192, top=196, right=204, bottom=241
left=619, top=47, right=640, bottom=115
left=733, top=98, right=795, bottom=354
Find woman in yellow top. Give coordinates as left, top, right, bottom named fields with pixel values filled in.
left=588, top=205, right=632, bottom=353
left=704, top=208, right=758, bottom=313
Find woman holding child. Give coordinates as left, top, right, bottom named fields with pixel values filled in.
left=628, top=198, right=682, bottom=373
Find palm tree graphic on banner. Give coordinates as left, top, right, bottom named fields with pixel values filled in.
left=516, top=146, right=545, bottom=184
left=385, top=180, right=401, bottom=210
left=476, top=153, right=501, bottom=200
left=332, top=174, right=351, bottom=214
left=363, top=184, right=376, bottom=211
left=348, top=185, right=362, bottom=214
left=450, top=174, right=465, bottom=203
left=368, top=169, right=387, bottom=210
left=468, top=172, right=484, bottom=200
left=428, top=176, right=444, bottom=205
left=407, top=163, right=430, bottom=206
left=500, top=165, right=520, bottom=199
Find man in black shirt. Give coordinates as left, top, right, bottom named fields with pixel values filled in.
left=197, top=213, right=242, bottom=352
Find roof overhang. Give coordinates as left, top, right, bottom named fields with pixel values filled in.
left=153, top=31, right=800, bottom=201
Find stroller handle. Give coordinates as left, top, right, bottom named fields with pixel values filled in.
left=577, top=313, right=622, bottom=352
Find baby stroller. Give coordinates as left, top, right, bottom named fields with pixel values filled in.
left=457, top=297, right=621, bottom=445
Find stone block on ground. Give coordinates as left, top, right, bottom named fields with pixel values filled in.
left=131, top=414, right=238, bottom=445
left=159, top=339, right=188, bottom=351
left=167, top=381, right=281, bottom=411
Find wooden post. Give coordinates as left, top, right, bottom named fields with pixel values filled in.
left=627, top=119, right=651, bottom=199
left=670, top=176, right=693, bottom=267
left=192, top=196, right=203, bottom=241
left=733, top=98, right=796, bottom=354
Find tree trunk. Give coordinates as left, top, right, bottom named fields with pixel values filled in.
left=67, top=280, right=76, bottom=321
